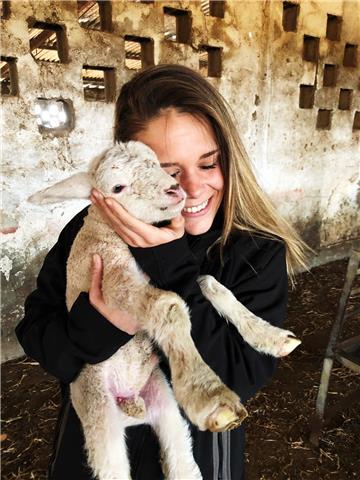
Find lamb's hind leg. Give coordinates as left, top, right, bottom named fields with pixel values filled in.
left=71, top=385, right=132, bottom=480
left=197, top=275, right=301, bottom=357
left=143, top=368, right=202, bottom=480
left=142, top=291, right=248, bottom=433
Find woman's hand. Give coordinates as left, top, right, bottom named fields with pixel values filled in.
left=91, top=188, right=185, bottom=248
left=89, top=254, right=140, bottom=335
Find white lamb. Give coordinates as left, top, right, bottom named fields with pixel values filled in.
left=29, top=141, right=300, bottom=480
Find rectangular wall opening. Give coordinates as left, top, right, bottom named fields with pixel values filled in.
left=303, top=35, right=319, bottom=63
left=210, top=1, right=225, bottom=18
left=323, top=64, right=337, bottom=87
left=343, top=43, right=358, bottom=67
left=326, top=14, right=342, bottom=41
left=338, top=89, right=352, bottom=110
left=28, top=21, right=68, bottom=63
left=82, top=66, right=115, bottom=102
left=201, top=1, right=225, bottom=18
left=1, top=57, right=18, bottom=96
left=125, top=35, right=154, bottom=70
left=199, top=46, right=222, bottom=77
left=299, top=84, right=315, bottom=109
left=34, top=98, right=74, bottom=134
left=1, top=0, right=10, bottom=19
left=282, top=2, right=299, bottom=32
left=353, top=111, right=360, bottom=130
left=316, top=109, right=332, bottom=130
left=163, top=7, right=192, bottom=44
left=77, top=1, right=112, bottom=32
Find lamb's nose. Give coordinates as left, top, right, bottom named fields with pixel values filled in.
left=165, top=184, right=185, bottom=201
left=165, top=184, right=180, bottom=196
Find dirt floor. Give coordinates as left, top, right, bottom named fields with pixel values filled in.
left=1, top=259, right=360, bottom=479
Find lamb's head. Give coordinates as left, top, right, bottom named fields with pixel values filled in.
left=92, top=141, right=185, bottom=223
left=29, top=141, right=186, bottom=224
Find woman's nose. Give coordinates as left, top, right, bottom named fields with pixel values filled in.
left=180, top=174, right=203, bottom=198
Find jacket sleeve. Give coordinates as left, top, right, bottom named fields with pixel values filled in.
left=130, top=236, right=288, bottom=402
left=16, top=213, right=133, bottom=384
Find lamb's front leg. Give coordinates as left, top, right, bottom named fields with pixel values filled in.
left=197, top=275, right=301, bottom=357
left=140, top=290, right=248, bottom=433
left=143, top=368, right=202, bottom=480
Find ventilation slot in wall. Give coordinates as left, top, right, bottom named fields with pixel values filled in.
left=299, top=85, right=315, bottom=109
left=1, top=57, right=18, bottom=96
left=34, top=98, right=74, bottom=134
left=343, top=43, right=358, bottom=67
left=78, top=1, right=112, bottom=31
left=201, top=1, right=225, bottom=18
left=163, top=7, right=192, bottom=44
left=326, top=14, right=342, bottom=41
left=282, top=2, right=299, bottom=32
left=199, top=46, right=222, bottom=77
left=125, top=35, right=154, bottom=70
left=353, top=111, right=360, bottom=131
left=82, top=66, right=115, bottom=102
left=1, top=0, right=10, bottom=19
left=29, top=22, right=68, bottom=63
left=316, top=109, right=332, bottom=130
left=338, top=89, right=352, bottom=110
left=323, top=64, right=337, bottom=87
left=303, top=35, right=319, bottom=63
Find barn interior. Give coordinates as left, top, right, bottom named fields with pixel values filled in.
left=1, top=1, right=359, bottom=478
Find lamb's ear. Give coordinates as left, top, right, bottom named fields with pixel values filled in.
left=28, top=172, right=92, bottom=204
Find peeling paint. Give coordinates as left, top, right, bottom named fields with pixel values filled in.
left=0, top=256, right=13, bottom=281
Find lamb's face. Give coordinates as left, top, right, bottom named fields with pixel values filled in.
left=93, top=141, right=186, bottom=224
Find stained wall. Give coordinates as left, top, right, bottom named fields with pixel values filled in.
left=1, top=0, right=359, bottom=361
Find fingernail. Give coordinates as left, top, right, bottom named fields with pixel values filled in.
left=105, top=198, right=112, bottom=206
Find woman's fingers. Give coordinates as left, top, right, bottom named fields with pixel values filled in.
left=91, top=188, right=185, bottom=247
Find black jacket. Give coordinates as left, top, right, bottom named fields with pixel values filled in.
left=16, top=206, right=288, bottom=480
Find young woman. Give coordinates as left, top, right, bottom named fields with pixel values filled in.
left=16, top=64, right=308, bottom=479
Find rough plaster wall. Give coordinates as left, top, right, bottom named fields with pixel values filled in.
left=263, top=0, right=360, bottom=249
left=1, top=0, right=359, bottom=361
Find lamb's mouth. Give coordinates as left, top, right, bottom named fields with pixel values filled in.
left=159, top=199, right=185, bottom=212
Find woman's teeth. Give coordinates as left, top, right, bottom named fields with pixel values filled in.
left=183, top=199, right=209, bottom=213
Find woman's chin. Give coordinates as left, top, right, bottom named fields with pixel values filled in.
left=184, top=217, right=213, bottom=235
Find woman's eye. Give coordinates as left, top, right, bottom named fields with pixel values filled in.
left=112, top=185, right=125, bottom=194
left=170, top=170, right=180, bottom=178
left=201, top=163, right=217, bottom=170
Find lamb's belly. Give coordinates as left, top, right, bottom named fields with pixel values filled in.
left=78, top=332, right=155, bottom=397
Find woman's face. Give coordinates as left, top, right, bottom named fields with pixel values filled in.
left=134, top=110, right=224, bottom=235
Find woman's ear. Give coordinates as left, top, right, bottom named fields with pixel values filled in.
left=28, top=172, right=92, bottom=204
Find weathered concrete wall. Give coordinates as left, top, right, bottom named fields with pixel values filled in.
left=1, top=0, right=359, bottom=361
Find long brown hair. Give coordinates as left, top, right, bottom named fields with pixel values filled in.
left=114, top=64, right=311, bottom=283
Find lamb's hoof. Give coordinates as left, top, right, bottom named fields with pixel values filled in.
left=206, top=404, right=248, bottom=432
left=279, top=335, right=301, bottom=357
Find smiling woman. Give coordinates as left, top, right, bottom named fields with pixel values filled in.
left=17, top=64, right=310, bottom=480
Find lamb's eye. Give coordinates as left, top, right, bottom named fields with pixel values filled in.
left=112, top=185, right=125, bottom=194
